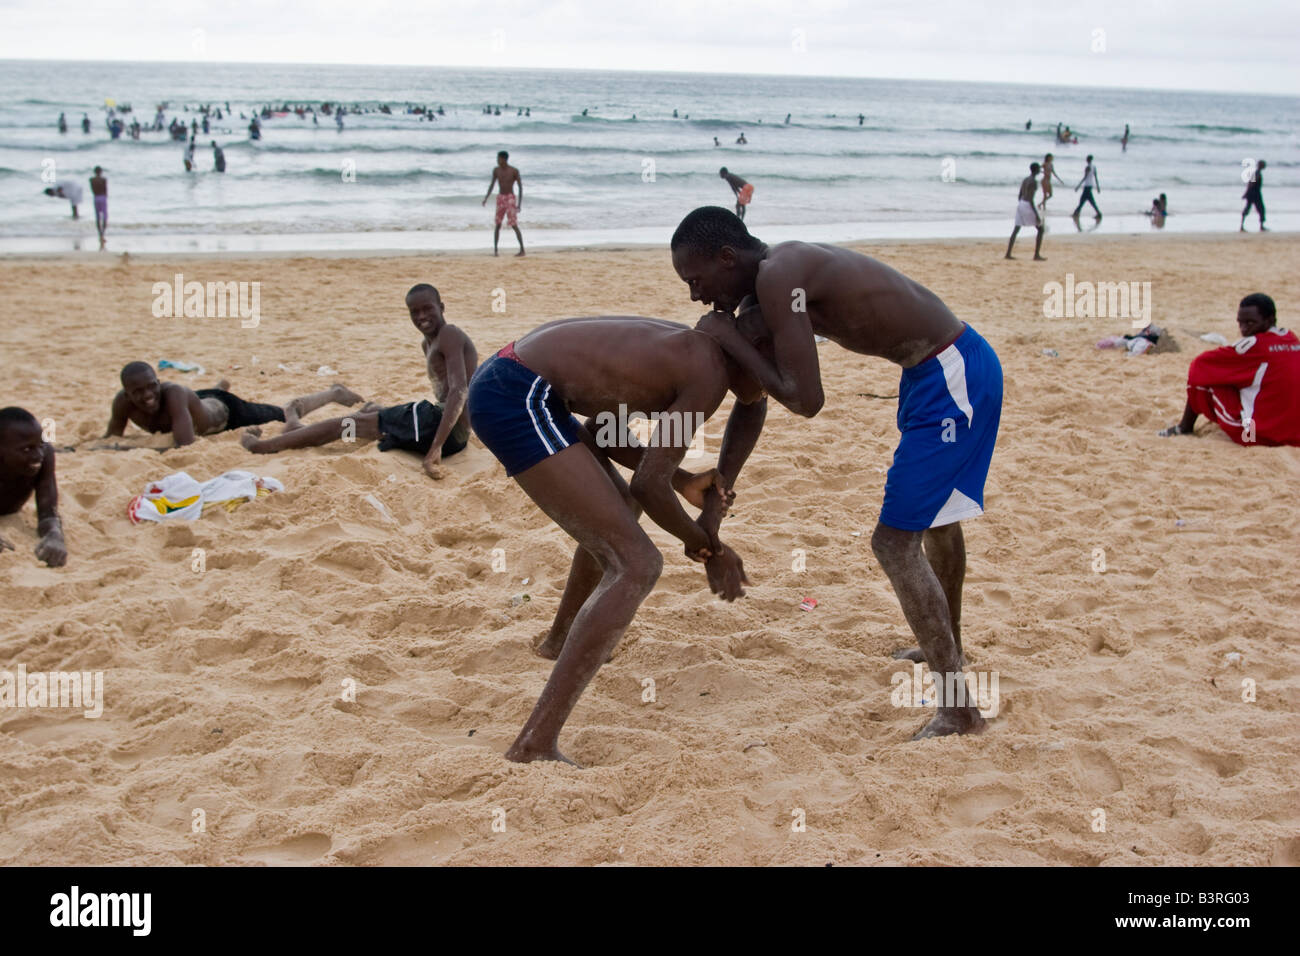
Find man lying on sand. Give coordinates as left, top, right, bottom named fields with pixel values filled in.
left=467, top=314, right=769, bottom=764
left=672, top=206, right=1002, bottom=739
left=103, top=362, right=363, bottom=448
left=0, top=407, right=67, bottom=566
left=241, top=284, right=477, bottom=479
left=1158, top=293, right=1300, bottom=445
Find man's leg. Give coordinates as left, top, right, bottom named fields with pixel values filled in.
left=1240, top=201, right=1250, bottom=231
left=512, top=225, right=525, bottom=256
left=493, top=224, right=501, bottom=255
left=890, top=522, right=967, bottom=662
left=873, top=520, right=984, bottom=738
left=242, top=411, right=380, bottom=452
left=1005, top=227, right=1020, bottom=259
left=1158, top=399, right=1199, bottom=437
left=508, top=443, right=663, bottom=764
left=1033, top=225, right=1045, bottom=260
left=283, top=383, right=364, bottom=428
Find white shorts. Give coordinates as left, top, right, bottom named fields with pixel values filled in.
left=1015, top=200, right=1040, bottom=228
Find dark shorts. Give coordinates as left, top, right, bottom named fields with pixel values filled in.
left=467, top=349, right=584, bottom=477
left=197, top=388, right=285, bottom=431
left=376, top=400, right=469, bottom=457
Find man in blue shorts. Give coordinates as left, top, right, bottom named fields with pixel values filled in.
left=672, top=206, right=1003, bottom=739
left=468, top=315, right=767, bottom=764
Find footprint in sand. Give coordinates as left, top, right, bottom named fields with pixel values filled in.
left=242, top=832, right=333, bottom=865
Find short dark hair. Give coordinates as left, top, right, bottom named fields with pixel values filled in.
left=1086, top=154, right=1094, bottom=161
left=1239, top=292, right=1276, bottom=323
left=497, top=150, right=508, bottom=159
left=671, top=206, right=763, bottom=258
left=0, top=406, right=39, bottom=434
left=1030, top=162, right=1041, bottom=173
left=120, top=360, right=154, bottom=384
left=719, top=166, right=728, bottom=174
left=406, top=283, right=441, bottom=301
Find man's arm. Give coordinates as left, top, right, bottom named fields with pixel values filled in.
left=33, top=443, right=66, bottom=567
left=698, top=395, right=767, bottom=545
left=104, top=391, right=129, bottom=437
left=514, top=171, right=522, bottom=209
left=482, top=170, right=497, bottom=204
left=696, top=267, right=824, bottom=417
left=168, top=387, right=197, bottom=446
left=423, top=330, right=470, bottom=478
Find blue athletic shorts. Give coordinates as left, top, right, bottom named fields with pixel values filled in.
left=880, top=324, right=1002, bottom=531
left=468, top=348, right=585, bottom=477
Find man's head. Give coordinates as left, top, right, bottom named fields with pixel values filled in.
left=1044, top=153, right=1054, bottom=162
left=1029, top=162, right=1041, bottom=175
left=1256, top=160, right=1267, bottom=172
left=719, top=167, right=728, bottom=177
left=93, top=166, right=102, bottom=175
left=497, top=150, right=508, bottom=166
left=120, top=361, right=160, bottom=413
left=670, top=206, right=765, bottom=314
left=0, top=407, right=45, bottom=478
left=1237, top=293, right=1276, bottom=337
left=406, top=283, right=445, bottom=335
left=1086, top=154, right=1094, bottom=163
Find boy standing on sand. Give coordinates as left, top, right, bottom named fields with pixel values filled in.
left=672, top=206, right=1002, bottom=739
left=1241, top=160, right=1266, bottom=232
left=89, top=166, right=108, bottom=246
left=241, top=284, right=477, bottom=479
left=0, top=407, right=67, bottom=567
left=482, top=150, right=525, bottom=257
left=102, top=364, right=363, bottom=448
left=1007, top=163, right=1045, bottom=260
left=467, top=315, right=769, bottom=763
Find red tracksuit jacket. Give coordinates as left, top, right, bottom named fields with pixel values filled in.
left=1186, top=328, right=1300, bottom=446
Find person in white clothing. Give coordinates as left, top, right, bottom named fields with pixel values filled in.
left=43, top=179, right=84, bottom=218
left=1073, top=155, right=1102, bottom=219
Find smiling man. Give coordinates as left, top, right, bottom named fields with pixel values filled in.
left=670, top=206, right=1003, bottom=739
left=0, top=407, right=66, bottom=566
left=1158, top=293, right=1300, bottom=445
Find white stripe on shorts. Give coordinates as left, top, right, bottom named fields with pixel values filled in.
left=937, top=345, right=974, bottom=428
left=524, top=376, right=556, bottom=454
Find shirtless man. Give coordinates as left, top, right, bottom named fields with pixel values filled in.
left=103, top=364, right=362, bottom=448
left=468, top=315, right=769, bottom=763
left=482, top=150, right=524, bottom=257
left=0, top=407, right=67, bottom=567
left=89, top=166, right=108, bottom=246
left=672, top=206, right=1002, bottom=738
left=241, top=284, right=476, bottom=479
left=1007, top=162, right=1045, bottom=260
left=719, top=167, right=754, bottom=221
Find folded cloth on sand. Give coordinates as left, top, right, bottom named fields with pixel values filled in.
left=128, top=470, right=285, bottom=523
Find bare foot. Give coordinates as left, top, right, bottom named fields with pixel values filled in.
left=912, top=707, right=985, bottom=739
left=505, top=743, right=581, bottom=766
left=240, top=427, right=266, bottom=452
left=216, top=378, right=231, bottom=390
left=1033, top=254, right=1046, bottom=261
left=1004, top=254, right=1015, bottom=260
left=331, top=384, right=364, bottom=405
left=358, top=401, right=382, bottom=413
left=515, top=250, right=525, bottom=257
left=534, top=631, right=613, bottom=663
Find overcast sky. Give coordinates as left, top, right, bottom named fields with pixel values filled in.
left=3, top=0, right=1297, bottom=95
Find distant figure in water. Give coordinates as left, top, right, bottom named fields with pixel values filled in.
left=673, top=109, right=678, bottom=118
left=1121, top=123, right=1130, bottom=151
left=1241, top=160, right=1266, bottom=231
left=858, top=114, right=864, bottom=125
left=212, top=141, right=226, bottom=172
left=57, top=112, right=67, bottom=133
left=248, top=116, right=261, bottom=140
left=1025, top=119, right=1032, bottom=130
left=81, top=113, right=90, bottom=133
left=1147, top=193, right=1167, bottom=228
left=735, top=132, right=747, bottom=144
left=785, top=113, right=791, bottom=124
left=582, top=108, right=588, bottom=116
left=713, top=136, right=720, bottom=147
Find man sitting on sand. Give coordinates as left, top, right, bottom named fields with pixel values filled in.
left=103, top=362, right=363, bottom=448
left=241, top=284, right=476, bottom=479
left=1158, top=293, right=1300, bottom=445
left=0, top=407, right=67, bottom=567
left=467, top=314, right=768, bottom=764
left=673, top=206, right=1002, bottom=739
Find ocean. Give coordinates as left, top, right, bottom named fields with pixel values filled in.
left=0, top=59, right=1295, bottom=253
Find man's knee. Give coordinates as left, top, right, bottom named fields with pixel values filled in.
left=872, top=521, right=921, bottom=567
left=611, top=539, right=662, bottom=595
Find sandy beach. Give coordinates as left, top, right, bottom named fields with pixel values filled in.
left=1, top=230, right=1297, bottom=866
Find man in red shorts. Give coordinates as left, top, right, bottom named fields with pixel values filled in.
left=482, top=149, right=525, bottom=257
left=1159, top=293, right=1300, bottom=445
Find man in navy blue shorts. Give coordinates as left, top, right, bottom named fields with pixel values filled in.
left=672, top=207, right=1003, bottom=739
left=468, top=315, right=768, bottom=764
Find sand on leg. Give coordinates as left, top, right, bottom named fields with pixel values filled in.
left=283, top=384, right=364, bottom=429
left=242, top=411, right=379, bottom=452
left=873, top=520, right=984, bottom=738
left=507, top=442, right=663, bottom=765
left=894, top=522, right=967, bottom=666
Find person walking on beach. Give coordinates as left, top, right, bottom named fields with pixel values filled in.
left=482, top=150, right=525, bottom=257
left=1072, top=155, right=1102, bottom=219
left=671, top=206, right=1003, bottom=739
left=1121, top=124, right=1130, bottom=151
left=89, top=166, right=108, bottom=246
left=1006, top=163, right=1045, bottom=260
left=719, top=167, right=754, bottom=221
left=1038, top=153, right=1065, bottom=212
left=1241, top=160, right=1266, bottom=232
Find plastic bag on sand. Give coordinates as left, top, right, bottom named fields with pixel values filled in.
left=128, top=470, right=285, bottom=523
